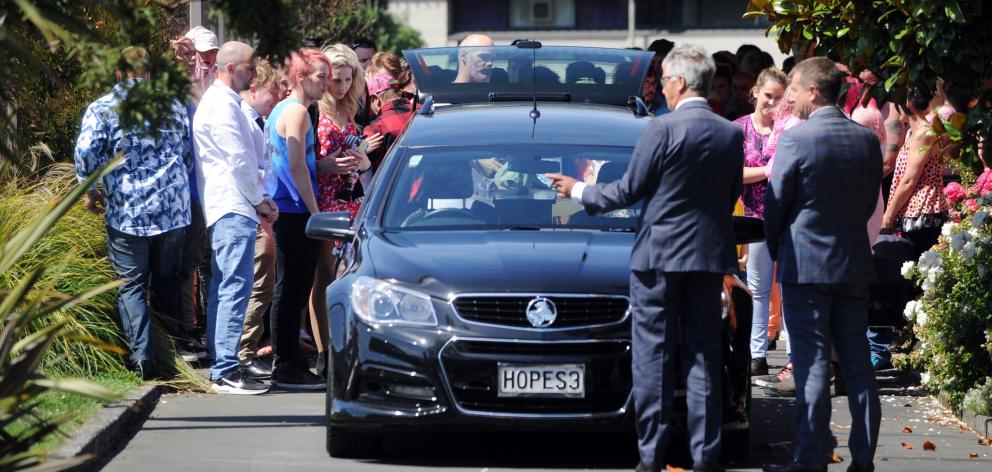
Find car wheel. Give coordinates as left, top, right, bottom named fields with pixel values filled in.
left=326, top=424, right=383, bottom=458
left=721, top=427, right=750, bottom=463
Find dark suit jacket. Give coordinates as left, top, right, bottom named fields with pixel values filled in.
left=764, top=106, right=882, bottom=285
left=581, top=99, right=744, bottom=273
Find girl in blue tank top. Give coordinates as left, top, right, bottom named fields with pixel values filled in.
left=267, top=97, right=318, bottom=214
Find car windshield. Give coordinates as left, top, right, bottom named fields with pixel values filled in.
left=403, top=46, right=653, bottom=106
left=382, top=145, right=641, bottom=231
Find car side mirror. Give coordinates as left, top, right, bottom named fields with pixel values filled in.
left=733, top=215, right=765, bottom=244
left=306, top=212, right=355, bottom=242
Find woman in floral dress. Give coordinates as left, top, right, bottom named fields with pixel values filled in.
left=309, top=44, right=382, bottom=374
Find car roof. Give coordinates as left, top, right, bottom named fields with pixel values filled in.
left=396, top=102, right=650, bottom=148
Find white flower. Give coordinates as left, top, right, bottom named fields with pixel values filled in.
left=904, top=300, right=918, bottom=321
left=975, top=210, right=988, bottom=228
left=950, top=232, right=967, bottom=251
left=941, top=222, right=956, bottom=237
left=918, top=250, right=942, bottom=272
left=917, top=308, right=928, bottom=326
left=968, top=228, right=981, bottom=240
left=962, top=241, right=977, bottom=261
left=921, top=372, right=931, bottom=385
left=901, top=260, right=916, bottom=279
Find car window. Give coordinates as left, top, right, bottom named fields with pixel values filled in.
left=382, top=146, right=641, bottom=231
left=403, top=46, right=653, bottom=106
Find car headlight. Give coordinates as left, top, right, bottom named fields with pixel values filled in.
left=349, top=276, right=438, bottom=326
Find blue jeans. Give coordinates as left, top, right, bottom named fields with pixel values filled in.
left=746, top=241, right=774, bottom=358
left=866, top=327, right=892, bottom=362
left=206, top=213, right=257, bottom=380
left=106, top=226, right=187, bottom=367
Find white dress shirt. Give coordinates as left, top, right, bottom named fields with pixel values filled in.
left=193, top=81, right=266, bottom=227
left=239, top=100, right=274, bottom=196
left=569, top=96, right=709, bottom=202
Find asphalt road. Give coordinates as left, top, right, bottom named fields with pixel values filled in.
left=99, top=351, right=991, bottom=471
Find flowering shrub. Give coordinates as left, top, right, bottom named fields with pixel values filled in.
left=903, top=174, right=992, bottom=412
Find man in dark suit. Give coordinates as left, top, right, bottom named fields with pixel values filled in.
left=762, top=57, right=882, bottom=472
left=547, top=44, right=743, bottom=472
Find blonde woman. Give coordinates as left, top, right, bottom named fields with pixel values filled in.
left=309, top=44, right=382, bottom=372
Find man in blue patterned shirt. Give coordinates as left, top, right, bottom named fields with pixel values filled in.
left=74, top=48, right=192, bottom=379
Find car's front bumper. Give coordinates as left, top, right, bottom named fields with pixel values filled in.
left=328, top=324, right=635, bottom=432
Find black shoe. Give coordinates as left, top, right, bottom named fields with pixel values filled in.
left=832, top=362, right=847, bottom=397
left=242, top=356, right=273, bottom=380
left=751, top=357, right=769, bottom=376
left=273, top=365, right=326, bottom=390
left=211, top=369, right=269, bottom=395
left=694, top=462, right=726, bottom=472
left=315, top=351, right=328, bottom=379
left=762, top=462, right=827, bottom=472
left=177, top=338, right=208, bottom=362
left=634, top=462, right=657, bottom=472
left=846, top=462, right=874, bottom=472
left=129, top=359, right=157, bottom=380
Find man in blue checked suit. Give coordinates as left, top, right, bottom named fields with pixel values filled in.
left=762, top=57, right=882, bottom=472
left=548, top=44, right=743, bottom=472
left=74, top=47, right=191, bottom=379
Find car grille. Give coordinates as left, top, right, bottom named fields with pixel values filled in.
left=439, top=340, right=632, bottom=415
left=451, top=295, right=629, bottom=329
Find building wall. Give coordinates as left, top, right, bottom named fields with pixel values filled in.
left=388, top=0, right=450, bottom=48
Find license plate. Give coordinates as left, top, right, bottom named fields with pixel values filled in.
left=497, top=364, right=585, bottom=397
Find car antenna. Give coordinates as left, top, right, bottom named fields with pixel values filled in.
left=512, top=39, right=542, bottom=137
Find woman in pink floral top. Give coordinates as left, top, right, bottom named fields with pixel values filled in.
left=732, top=67, right=787, bottom=374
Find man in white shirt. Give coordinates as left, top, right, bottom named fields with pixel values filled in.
left=193, top=41, right=278, bottom=395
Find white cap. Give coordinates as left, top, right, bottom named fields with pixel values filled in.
left=184, top=26, right=218, bottom=52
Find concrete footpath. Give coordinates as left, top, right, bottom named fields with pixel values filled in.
left=98, top=350, right=991, bottom=471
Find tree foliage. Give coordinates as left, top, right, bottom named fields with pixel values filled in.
left=745, top=0, right=992, bottom=175
left=298, top=0, right=423, bottom=53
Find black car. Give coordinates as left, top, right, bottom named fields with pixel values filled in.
left=306, top=43, right=762, bottom=462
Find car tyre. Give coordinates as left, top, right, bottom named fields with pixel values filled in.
left=326, top=425, right=383, bottom=458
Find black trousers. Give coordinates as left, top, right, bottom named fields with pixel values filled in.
left=270, top=212, right=320, bottom=368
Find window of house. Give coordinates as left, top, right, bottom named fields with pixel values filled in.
left=509, top=0, right=576, bottom=29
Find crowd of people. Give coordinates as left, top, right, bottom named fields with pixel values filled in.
left=73, top=23, right=982, bottom=472
left=74, top=26, right=416, bottom=394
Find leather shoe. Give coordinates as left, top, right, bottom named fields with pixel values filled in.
left=693, top=461, right=725, bottom=472
left=762, top=462, right=827, bottom=472
left=242, top=356, right=273, bottom=380
left=846, top=462, right=874, bottom=472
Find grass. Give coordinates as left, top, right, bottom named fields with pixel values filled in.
left=0, top=164, right=209, bottom=389
left=6, top=372, right=142, bottom=454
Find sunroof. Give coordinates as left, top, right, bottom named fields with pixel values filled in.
left=402, top=44, right=653, bottom=107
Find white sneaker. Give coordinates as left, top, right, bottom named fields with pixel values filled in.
left=211, top=369, right=269, bottom=395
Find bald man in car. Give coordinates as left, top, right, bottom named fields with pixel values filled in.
left=454, top=33, right=495, bottom=83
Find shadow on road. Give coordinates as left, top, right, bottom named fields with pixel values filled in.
left=369, top=430, right=641, bottom=469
